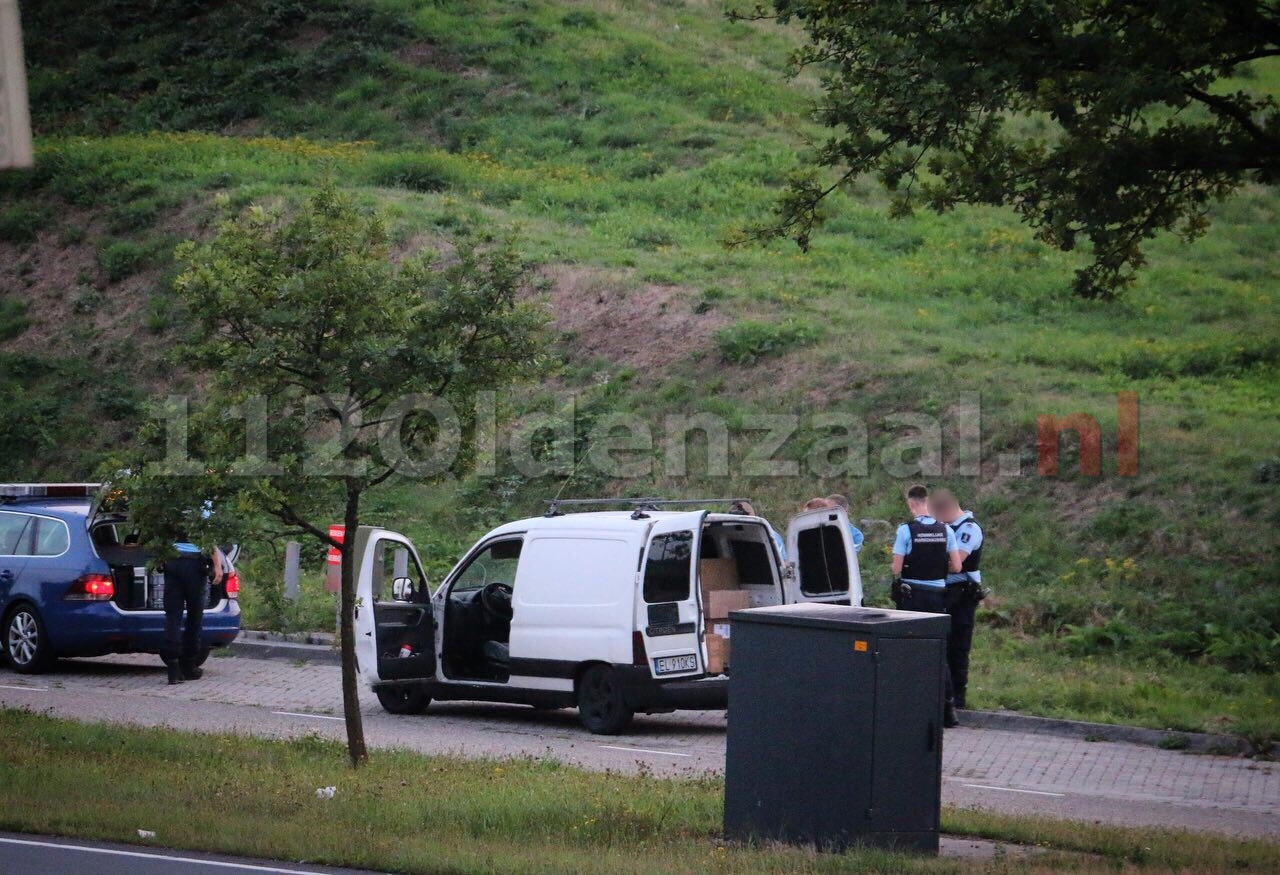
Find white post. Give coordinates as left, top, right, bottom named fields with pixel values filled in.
left=0, top=0, right=34, bottom=169
left=283, top=541, right=301, bottom=601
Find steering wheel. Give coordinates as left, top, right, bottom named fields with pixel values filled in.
left=479, top=581, right=514, bottom=622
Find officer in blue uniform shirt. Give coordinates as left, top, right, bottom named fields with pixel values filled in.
left=730, top=500, right=788, bottom=560
left=159, top=537, right=213, bottom=685
left=930, top=489, right=986, bottom=712
left=891, top=484, right=963, bottom=726
left=826, top=494, right=865, bottom=554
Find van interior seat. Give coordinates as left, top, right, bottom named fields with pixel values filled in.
left=482, top=639, right=510, bottom=667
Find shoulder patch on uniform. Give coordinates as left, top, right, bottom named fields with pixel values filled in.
left=961, top=532, right=971, bottom=543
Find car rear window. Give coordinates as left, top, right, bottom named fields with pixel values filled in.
left=33, top=517, right=70, bottom=556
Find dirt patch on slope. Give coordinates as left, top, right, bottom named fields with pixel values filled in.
left=539, top=265, right=727, bottom=376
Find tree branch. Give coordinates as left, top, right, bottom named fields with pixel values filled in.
left=1184, top=86, right=1278, bottom=153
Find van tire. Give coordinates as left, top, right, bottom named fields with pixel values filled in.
left=577, top=665, right=634, bottom=735
left=376, top=684, right=430, bottom=715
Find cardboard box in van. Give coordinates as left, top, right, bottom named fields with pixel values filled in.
left=699, top=558, right=739, bottom=592
left=706, top=632, right=731, bottom=674
left=706, top=588, right=751, bottom=619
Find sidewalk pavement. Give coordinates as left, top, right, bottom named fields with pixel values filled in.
left=229, top=631, right=1279, bottom=758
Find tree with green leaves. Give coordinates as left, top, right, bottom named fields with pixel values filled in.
left=737, top=1, right=1279, bottom=298
left=118, top=186, right=547, bottom=766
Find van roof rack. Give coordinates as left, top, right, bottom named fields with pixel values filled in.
left=0, top=483, right=103, bottom=504
left=544, top=497, right=753, bottom=520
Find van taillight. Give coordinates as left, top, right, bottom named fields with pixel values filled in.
left=633, top=631, right=647, bottom=666
left=225, top=571, right=240, bottom=599
left=66, top=573, right=115, bottom=601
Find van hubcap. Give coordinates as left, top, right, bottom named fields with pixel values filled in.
left=8, top=612, right=37, bottom=665
left=582, top=673, right=618, bottom=721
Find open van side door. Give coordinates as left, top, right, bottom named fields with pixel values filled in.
left=353, top=526, right=436, bottom=687
left=637, top=511, right=706, bottom=680
left=785, top=506, right=863, bottom=607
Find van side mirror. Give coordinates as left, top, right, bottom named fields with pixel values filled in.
left=391, top=577, right=415, bottom=601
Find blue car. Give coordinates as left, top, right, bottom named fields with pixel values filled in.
left=0, top=484, right=240, bottom=673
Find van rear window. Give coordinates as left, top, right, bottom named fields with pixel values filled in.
left=643, top=531, right=693, bottom=603
left=797, top=525, right=850, bottom=596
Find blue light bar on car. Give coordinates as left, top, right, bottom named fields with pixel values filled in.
left=0, top=483, right=102, bottom=498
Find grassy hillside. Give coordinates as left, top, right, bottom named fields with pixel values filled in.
left=2, top=1, right=1278, bottom=739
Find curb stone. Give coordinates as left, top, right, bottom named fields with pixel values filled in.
left=227, top=631, right=1278, bottom=757
left=227, top=631, right=339, bottom=665
left=957, top=708, right=1279, bottom=759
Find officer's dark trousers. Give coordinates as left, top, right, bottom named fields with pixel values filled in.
left=894, top=586, right=955, bottom=704
left=944, top=589, right=978, bottom=709
left=161, top=577, right=205, bottom=664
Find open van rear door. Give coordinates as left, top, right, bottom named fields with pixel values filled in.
left=786, top=506, right=863, bottom=606
left=637, top=511, right=706, bottom=680
left=353, top=526, right=436, bottom=686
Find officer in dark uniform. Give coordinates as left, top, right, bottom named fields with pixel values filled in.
left=930, top=489, right=986, bottom=712
left=891, top=484, right=963, bottom=726
left=159, top=538, right=213, bottom=685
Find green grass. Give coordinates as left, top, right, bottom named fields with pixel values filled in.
left=1, top=710, right=1276, bottom=875
left=968, top=630, right=1280, bottom=747
left=1, top=1, right=1277, bottom=741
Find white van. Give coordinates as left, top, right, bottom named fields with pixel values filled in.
left=354, top=499, right=862, bottom=734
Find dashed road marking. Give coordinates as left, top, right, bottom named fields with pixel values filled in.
left=599, top=744, right=692, bottom=758
left=271, top=710, right=343, bottom=722
left=961, top=783, right=1066, bottom=797
left=0, top=684, right=47, bottom=692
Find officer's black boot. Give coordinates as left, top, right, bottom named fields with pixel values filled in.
left=165, top=658, right=183, bottom=685
left=943, top=699, right=960, bottom=728
left=954, top=690, right=967, bottom=710
left=180, top=659, right=203, bottom=681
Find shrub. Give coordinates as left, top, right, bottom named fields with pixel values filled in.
left=0, top=299, right=30, bottom=340
left=1060, top=616, right=1138, bottom=655
left=715, top=319, right=820, bottom=365
left=370, top=156, right=453, bottom=193
left=97, top=240, right=153, bottom=282
left=0, top=205, right=49, bottom=245
left=628, top=226, right=677, bottom=250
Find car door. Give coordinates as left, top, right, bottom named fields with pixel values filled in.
left=352, top=526, right=436, bottom=686
left=786, top=506, right=863, bottom=606
left=0, top=511, right=32, bottom=602
left=637, top=511, right=706, bottom=680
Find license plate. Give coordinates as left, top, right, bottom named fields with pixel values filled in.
left=653, top=654, right=698, bottom=675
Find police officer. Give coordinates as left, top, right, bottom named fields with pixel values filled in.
left=159, top=536, right=213, bottom=685
left=891, top=484, right=963, bottom=726
left=825, top=494, right=865, bottom=554
left=930, top=489, right=985, bottom=712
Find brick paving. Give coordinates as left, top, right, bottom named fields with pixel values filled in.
left=1, top=653, right=1276, bottom=840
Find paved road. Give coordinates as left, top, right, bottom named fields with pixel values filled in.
left=1, top=654, right=1276, bottom=841
left=0, top=832, right=388, bottom=875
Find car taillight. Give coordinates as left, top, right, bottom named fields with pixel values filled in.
left=225, top=571, right=240, bottom=599
left=633, top=631, right=647, bottom=666
left=66, top=573, right=115, bottom=601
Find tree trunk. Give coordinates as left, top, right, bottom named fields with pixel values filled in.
left=339, top=487, right=368, bottom=766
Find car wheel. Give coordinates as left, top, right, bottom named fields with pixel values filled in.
left=577, top=665, right=634, bottom=735
left=195, top=646, right=212, bottom=667
left=376, top=684, right=430, bottom=715
left=5, top=604, right=53, bottom=674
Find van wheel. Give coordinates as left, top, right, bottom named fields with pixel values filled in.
left=5, top=604, right=53, bottom=674
left=577, top=666, right=634, bottom=735
left=376, top=685, right=430, bottom=715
